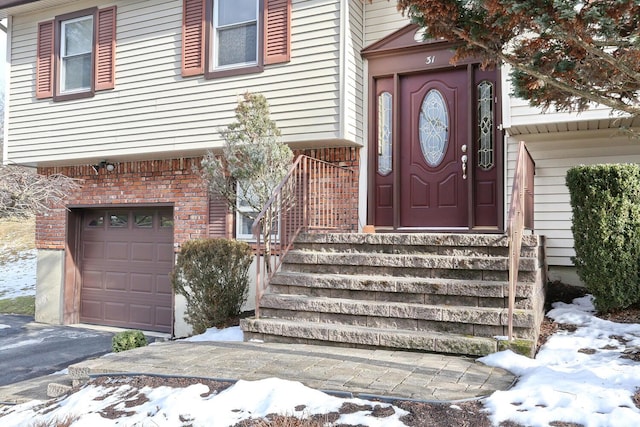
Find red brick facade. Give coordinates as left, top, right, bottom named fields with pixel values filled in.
left=36, top=148, right=361, bottom=251
left=36, top=157, right=209, bottom=250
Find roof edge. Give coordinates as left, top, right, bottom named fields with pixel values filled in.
left=0, top=0, right=40, bottom=9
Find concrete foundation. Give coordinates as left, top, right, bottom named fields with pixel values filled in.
left=35, top=249, right=64, bottom=325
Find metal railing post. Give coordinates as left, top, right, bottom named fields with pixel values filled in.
left=507, top=141, right=534, bottom=341
left=251, top=155, right=355, bottom=318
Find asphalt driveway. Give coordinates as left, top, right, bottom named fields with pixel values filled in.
left=0, top=314, right=114, bottom=386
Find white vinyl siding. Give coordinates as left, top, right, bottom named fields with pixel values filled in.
left=364, top=0, right=409, bottom=47
left=6, top=0, right=345, bottom=165
left=341, top=0, right=363, bottom=143
left=506, top=132, right=640, bottom=268
left=501, top=64, right=638, bottom=135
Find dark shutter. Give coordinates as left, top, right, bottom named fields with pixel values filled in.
left=182, top=0, right=205, bottom=76
left=208, top=193, right=229, bottom=238
left=264, top=0, right=291, bottom=65
left=36, top=20, right=54, bottom=99
left=95, top=6, right=116, bottom=91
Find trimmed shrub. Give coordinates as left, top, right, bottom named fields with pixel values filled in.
left=566, top=164, right=640, bottom=312
left=112, top=330, right=148, bottom=353
left=170, top=238, right=252, bottom=334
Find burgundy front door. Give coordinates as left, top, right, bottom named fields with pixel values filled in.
left=399, top=69, right=468, bottom=228
left=365, top=24, right=502, bottom=231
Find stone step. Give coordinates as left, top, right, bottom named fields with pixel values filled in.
left=296, top=232, right=541, bottom=249
left=283, top=263, right=541, bottom=282
left=260, top=294, right=536, bottom=336
left=47, top=380, right=73, bottom=398
left=270, top=271, right=537, bottom=301
left=294, top=233, right=542, bottom=259
left=241, top=317, right=505, bottom=357
left=283, top=250, right=539, bottom=271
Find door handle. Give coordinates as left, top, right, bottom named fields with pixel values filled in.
left=461, top=154, right=468, bottom=180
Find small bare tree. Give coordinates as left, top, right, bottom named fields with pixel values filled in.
left=201, top=92, right=293, bottom=271
left=0, top=166, right=80, bottom=218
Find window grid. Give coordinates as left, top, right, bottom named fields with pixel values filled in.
left=419, top=89, right=449, bottom=168
left=60, top=15, right=93, bottom=93
left=214, top=0, right=259, bottom=69
left=377, top=92, right=393, bottom=176
left=478, top=81, right=495, bottom=170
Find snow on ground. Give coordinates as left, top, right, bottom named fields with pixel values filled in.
left=2, top=293, right=640, bottom=426
left=183, top=326, right=244, bottom=342
left=0, top=377, right=408, bottom=427
left=0, top=249, right=37, bottom=299
left=481, top=295, right=640, bottom=427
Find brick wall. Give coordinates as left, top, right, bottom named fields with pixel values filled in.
left=36, top=157, right=209, bottom=250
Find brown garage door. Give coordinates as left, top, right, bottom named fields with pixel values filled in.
left=79, top=208, right=174, bottom=333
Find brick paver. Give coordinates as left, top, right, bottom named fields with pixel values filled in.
left=68, top=341, right=515, bottom=401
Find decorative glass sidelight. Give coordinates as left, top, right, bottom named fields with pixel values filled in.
left=419, top=89, right=449, bottom=167
left=478, top=81, right=495, bottom=170
left=377, top=91, right=393, bottom=175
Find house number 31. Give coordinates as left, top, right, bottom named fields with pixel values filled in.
left=425, top=55, right=436, bottom=65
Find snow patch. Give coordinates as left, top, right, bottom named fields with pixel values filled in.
left=0, top=249, right=37, bottom=299
left=183, top=326, right=244, bottom=342
left=481, top=294, right=640, bottom=427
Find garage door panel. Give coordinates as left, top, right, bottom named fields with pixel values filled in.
left=106, top=242, right=129, bottom=261
left=81, top=271, right=104, bottom=289
left=156, top=307, right=173, bottom=329
left=104, top=302, right=128, bottom=323
left=131, top=243, right=154, bottom=262
left=80, top=207, right=174, bottom=333
left=129, top=304, right=153, bottom=325
left=82, top=242, right=104, bottom=259
left=104, top=272, right=128, bottom=291
left=157, top=243, right=174, bottom=263
left=157, top=275, right=172, bottom=295
left=80, top=299, right=103, bottom=320
left=130, top=273, right=153, bottom=293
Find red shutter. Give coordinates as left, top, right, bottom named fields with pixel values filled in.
left=182, top=0, right=205, bottom=76
left=36, top=20, right=54, bottom=99
left=264, top=0, right=291, bottom=65
left=95, top=6, right=116, bottom=91
left=208, top=193, right=230, bottom=238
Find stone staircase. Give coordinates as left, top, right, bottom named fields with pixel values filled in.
left=241, top=233, right=546, bottom=357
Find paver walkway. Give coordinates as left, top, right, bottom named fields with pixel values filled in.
left=69, top=341, right=515, bottom=402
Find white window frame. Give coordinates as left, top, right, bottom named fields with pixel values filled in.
left=60, top=14, right=94, bottom=94
left=235, top=182, right=280, bottom=241
left=213, top=0, right=259, bottom=70
left=236, top=200, right=259, bottom=241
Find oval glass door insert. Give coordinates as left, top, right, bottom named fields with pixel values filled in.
left=419, top=89, right=449, bottom=167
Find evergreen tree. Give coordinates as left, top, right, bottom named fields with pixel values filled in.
left=397, top=0, right=640, bottom=121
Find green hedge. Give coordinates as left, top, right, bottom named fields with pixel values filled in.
left=566, top=164, right=640, bottom=312
left=170, top=238, right=252, bottom=334
left=112, top=330, right=148, bottom=353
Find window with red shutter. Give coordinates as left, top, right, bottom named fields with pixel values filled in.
left=182, top=0, right=205, bottom=76
left=209, top=192, right=231, bottom=238
left=36, top=21, right=54, bottom=99
left=95, top=6, right=116, bottom=90
left=182, top=0, right=290, bottom=78
left=35, top=7, right=116, bottom=101
left=264, top=0, right=290, bottom=65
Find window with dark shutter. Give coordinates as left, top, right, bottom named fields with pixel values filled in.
left=95, top=6, right=116, bottom=90
left=36, top=20, right=54, bottom=99
left=264, top=0, right=290, bottom=65
left=209, top=193, right=230, bottom=238
left=36, top=7, right=117, bottom=101
left=182, top=0, right=205, bottom=76
left=182, top=0, right=291, bottom=78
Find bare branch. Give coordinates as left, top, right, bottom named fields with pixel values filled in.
left=0, top=166, right=81, bottom=218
